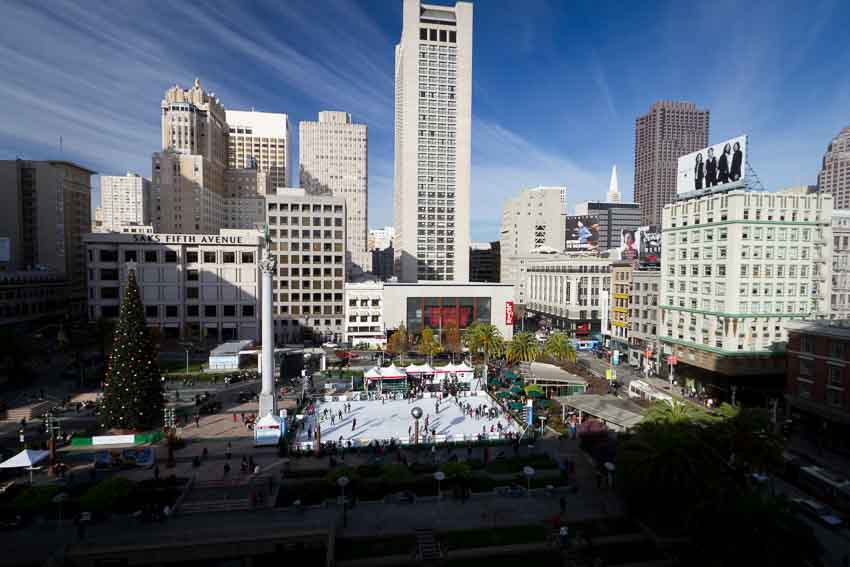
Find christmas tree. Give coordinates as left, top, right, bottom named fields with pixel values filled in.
left=99, top=268, right=164, bottom=431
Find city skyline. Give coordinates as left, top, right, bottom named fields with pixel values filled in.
left=1, top=0, right=849, bottom=242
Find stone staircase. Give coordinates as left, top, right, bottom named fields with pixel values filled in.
left=2, top=400, right=56, bottom=422
left=415, top=529, right=442, bottom=561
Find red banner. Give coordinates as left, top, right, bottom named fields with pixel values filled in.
left=505, top=301, right=515, bottom=326
left=426, top=306, right=472, bottom=328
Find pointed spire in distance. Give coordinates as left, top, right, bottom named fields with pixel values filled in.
left=607, top=164, right=621, bottom=203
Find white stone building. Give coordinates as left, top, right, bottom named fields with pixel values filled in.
left=344, top=280, right=385, bottom=346
left=368, top=226, right=396, bottom=251
left=84, top=230, right=261, bottom=342
left=524, top=253, right=613, bottom=336
left=99, top=172, right=151, bottom=232
left=394, top=0, right=473, bottom=282
left=226, top=109, right=291, bottom=190
left=299, top=111, right=369, bottom=274
left=265, top=188, right=346, bottom=344
left=832, top=209, right=850, bottom=319
left=660, top=190, right=833, bottom=377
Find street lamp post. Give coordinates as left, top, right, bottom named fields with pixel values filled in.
left=523, top=466, right=535, bottom=498
left=434, top=471, right=445, bottom=500
left=411, top=406, right=423, bottom=445
left=537, top=416, right=547, bottom=437
left=337, top=475, right=350, bottom=528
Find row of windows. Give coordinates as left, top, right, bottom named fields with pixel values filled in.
left=419, top=27, right=457, bottom=43
left=268, top=203, right=342, bottom=213
left=94, top=249, right=255, bottom=265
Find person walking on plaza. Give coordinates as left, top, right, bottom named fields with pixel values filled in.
left=225, top=441, right=232, bottom=460
left=352, top=418, right=357, bottom=431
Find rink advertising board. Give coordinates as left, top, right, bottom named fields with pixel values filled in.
left=676, top=135, right=747, bottom=198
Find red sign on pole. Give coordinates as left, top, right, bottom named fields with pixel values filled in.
left=667, top=355, right=678, bottom=366
left=505, top=301, right=515, bottom=326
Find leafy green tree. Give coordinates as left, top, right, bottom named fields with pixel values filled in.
left=442, top=320, right=462, bottom=362
left=99, top=269, right=164, bottom=431
left=417, top=327, right=442, bottom=365
left=505, top=331, right=540, bottom=363
left=386, top=323, right=409, bottom=364
left=543, top=331, right=576, bottom=363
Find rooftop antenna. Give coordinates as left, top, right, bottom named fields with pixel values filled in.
left=59, top=136, right=63, bottom=154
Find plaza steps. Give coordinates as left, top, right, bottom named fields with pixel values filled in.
left=178, top=499, right=252, bottom=514
left=2, top=400, right=56, bottom=422
left=415, top=529, right=442, bottom=561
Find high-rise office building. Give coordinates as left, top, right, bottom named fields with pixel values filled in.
left=265, top=188, right=347, bottom=343
left=226, top=109, right=291, bottom=190
left=500, top=186, right=567, bottom=298
left=0, top=159, right=95, bottom=313
left=152, top=79, right=228, bottom=234
left=634, top=101, right=709, bottom=226
left=100, top=172, right=151, bottom=231
left=300, top=111, right=369, bottom=274
left=368, top=226, right=396, bottom=251
left=817, top=125, right=850, bottom=210
left=393, top=0, right=473, bottom=282
left=469, top=241, right=500, bottom=282
left=223, top=168, right=268, bottom=230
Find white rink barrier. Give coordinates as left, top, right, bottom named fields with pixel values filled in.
left=297, top=431, right=509, bottom=451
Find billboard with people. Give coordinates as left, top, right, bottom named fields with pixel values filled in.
left=676, top=135, right=747, bottom=198
left=619, top=229, right=639, bottom=260
left=565, top=216, right=600, bottom=251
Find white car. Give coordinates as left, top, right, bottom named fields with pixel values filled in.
left=791, top=498, right=843, bottom=528
left=322, top=342, right=338, bottom=349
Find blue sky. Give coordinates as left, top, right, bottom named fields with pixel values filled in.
left=1, top=0, right=848, bottom=242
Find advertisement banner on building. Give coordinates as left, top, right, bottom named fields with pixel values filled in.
left=638, top=226, right=661, bottom=266
left=619, top=229, right=639, bottom=261
left=526, top=399, right=534, bottom=426
left=676, top=135, right=747, bottom=198
left=575, top=322, right=590, bottom=336
left=505, top=301, right=515, bottom=326
left=564, top=216, right=600, bottom=251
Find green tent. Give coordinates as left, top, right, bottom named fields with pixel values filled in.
left=495, top=391, right=512, bottom=399
left=509, top=402, right=524, bottom=411
left=510, top=385, right=524, bottom=394
left=504, top=370, right=518, bottom=380
left=524, top=384, right=544, bottom=395
left=526, top=390, right=545, bottom=398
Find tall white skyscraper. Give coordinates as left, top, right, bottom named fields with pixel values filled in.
left=100, top=172, right=151, bottom=231
left=393, top=0, right=473, bottom=282
left=299, top=111, right=369, bottom=274
left=226, top=110, right=291, bottom=190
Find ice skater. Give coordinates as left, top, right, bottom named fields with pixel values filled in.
left=351, top=418, right=357, bottom=431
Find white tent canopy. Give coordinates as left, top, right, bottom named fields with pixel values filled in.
left=405, top=364, right=422, bottom=374
left=380, top=365, right=407, bottom=379
left=0, top=449, right=49, bottom=469
left=364, top=367, right=383, bottom=380
left=454, top=362, right=474, bottom=372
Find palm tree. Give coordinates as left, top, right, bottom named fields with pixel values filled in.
left=463, top=322, right=503, bottom=374
left=505, top=331, right=540, bottom=364
left=642, top=399, right=708, bottom=425
left=417, top=327, right=442, bottom=365
left=543, top=331, right=576, bottom=363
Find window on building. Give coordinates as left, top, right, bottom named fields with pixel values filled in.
left=144, top=250, right=158, bottom=263
left=187, top=269, right=199, bottom=281
left=241, top=252, right=254, bottom=264
left=203, top=251, right=216, bottom=263
left=801, top=336, right=814, bottom=353
left=145, top=305, right=158, bottom=318
left=187, top=251, right=198, bottom=263
left=223, top=305, right=236, bottom=317
left=187, top=305, right=199, bottom=317
left=242, top=305, right=255, bottom=317
left=124, top=250, right=137, bottom=262
left=166, top=305, right=178, bottom=318
left=204, top=305, right=217, bottom=317
left=223, top=252, right=235, bottom=264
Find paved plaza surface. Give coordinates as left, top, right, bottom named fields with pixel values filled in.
left=298, top=395, right=521, bottom=447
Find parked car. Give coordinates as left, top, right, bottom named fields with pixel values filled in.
left=791, top=498, right=843, bottom=528
left=323, top=342, right=338, bottom=349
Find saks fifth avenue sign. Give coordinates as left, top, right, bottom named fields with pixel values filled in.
left=131, top=233, right=246, bottom=245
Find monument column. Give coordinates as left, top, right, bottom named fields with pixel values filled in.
left=259, top=248, right=277, bottom=417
